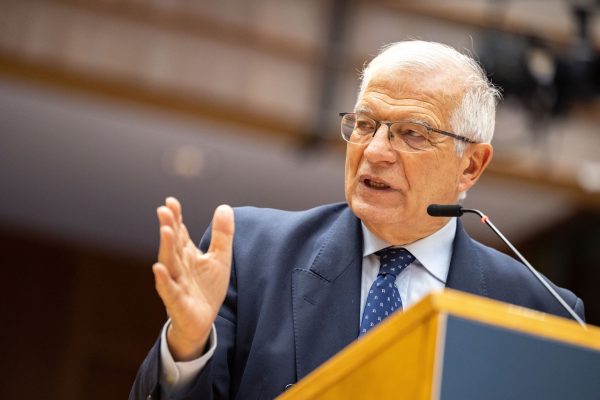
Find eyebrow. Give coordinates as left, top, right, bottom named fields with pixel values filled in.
left=353, top=107, right=434, bottom=127
left=354, top=106, right=373, bottom=116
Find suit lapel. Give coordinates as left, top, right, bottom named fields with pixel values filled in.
left=290, top=215, right=489, bottom=380
left=445, top=219, right=489, bottom=297
left=291, top=206, right=363, bottom=381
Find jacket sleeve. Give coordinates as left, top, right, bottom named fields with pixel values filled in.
left=128, top=337, right=161, bottom=400
left=128, top=334, right=220, bottom=400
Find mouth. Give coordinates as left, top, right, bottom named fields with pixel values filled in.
left=361, top=176, right=393, bottom=190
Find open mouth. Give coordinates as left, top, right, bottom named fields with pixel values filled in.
left=364, top=178, right=391, bottom=190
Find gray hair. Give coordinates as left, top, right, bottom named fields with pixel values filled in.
left=357, top=40, right=501, bottom=156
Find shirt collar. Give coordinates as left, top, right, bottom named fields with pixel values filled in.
left=361, top=218, right=456, bottom=284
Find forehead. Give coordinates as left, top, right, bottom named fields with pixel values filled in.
left=357, top=67, right=464, bottom=125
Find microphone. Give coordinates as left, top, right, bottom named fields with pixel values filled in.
left=427, top=204, right=586, bottom=328
left=426, top=204, right=464, bottom=217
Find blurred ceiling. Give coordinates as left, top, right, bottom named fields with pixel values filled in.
left=1, top=0, right=599, bottom=256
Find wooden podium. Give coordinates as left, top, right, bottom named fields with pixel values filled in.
left=278, top=289, right=600, bottom=400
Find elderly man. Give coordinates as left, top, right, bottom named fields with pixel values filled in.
left=130, top=41, right=584, bottom=399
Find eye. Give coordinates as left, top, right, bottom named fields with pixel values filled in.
left=355, top=117, right=376, bottom=134
left=390, top=122, right=433, bottom=150
left=403, top=129, right=426, bottom=139
left=393, top=125, right=428, bottom=141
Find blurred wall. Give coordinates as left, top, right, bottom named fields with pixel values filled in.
left=1, top=1, right=599, bottom=398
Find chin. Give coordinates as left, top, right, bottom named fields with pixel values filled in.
left=348, top=197, right=403, bottom=226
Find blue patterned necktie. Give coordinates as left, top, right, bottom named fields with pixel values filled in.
left=360, top=247, right=415, bottom=335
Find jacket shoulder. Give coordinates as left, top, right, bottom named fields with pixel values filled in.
left=469, top=238, right=583, bottom=319
left=199, top=202, right=349, bottom=251
left=233, top=202, right=348, bottom=227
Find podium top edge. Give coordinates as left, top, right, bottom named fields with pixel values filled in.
left=419, top=289, right=600, bottom=350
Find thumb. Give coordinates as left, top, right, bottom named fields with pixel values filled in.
left=208, top=205, right=235, bottom=266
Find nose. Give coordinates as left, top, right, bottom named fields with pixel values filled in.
left=363, top=124, right=397, bottom=163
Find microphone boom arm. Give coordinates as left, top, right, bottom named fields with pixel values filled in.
left=461, top=208, right=586, bottom=328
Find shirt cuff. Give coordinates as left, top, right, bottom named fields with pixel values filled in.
left=159, top=320, right=217, bottom=396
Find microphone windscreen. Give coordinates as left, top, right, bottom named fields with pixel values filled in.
left=427, top=204, right=463, bottom=217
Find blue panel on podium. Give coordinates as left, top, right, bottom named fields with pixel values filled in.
left=439, top=315, right=600, bottom=400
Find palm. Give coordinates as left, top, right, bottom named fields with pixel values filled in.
left=168, top=246, right=230, bottom=340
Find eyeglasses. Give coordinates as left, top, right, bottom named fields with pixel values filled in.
left=339, top=112, right=476, bottom=153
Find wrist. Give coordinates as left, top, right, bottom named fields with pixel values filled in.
left=166, top=324, right=210, bottom=362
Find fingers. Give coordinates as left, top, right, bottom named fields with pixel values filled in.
left=158, top=225, right=183, bottom=280
left=166, top=197, right=189, bottom=251
left=208, top=205, right=235, bottom=267
left=156, top=199, right=233, bottom=282
left=166, top=197, right=183, bottom=223
left=160, top=198, right=194, bottom=257
left=157, top=197, right=195, bottom=280
left=153, top=262, right=180, bottom=308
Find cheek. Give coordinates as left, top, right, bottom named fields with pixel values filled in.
left=401, top=153, right=432, bottom=183
left=344, top=147, right=365, bottom=204
left=424, top=155, right=462, bottom=193
left=344, top=147, right=362, bottom=183
left=405, top=152, right=456, bottom=193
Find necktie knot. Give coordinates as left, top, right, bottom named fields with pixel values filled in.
left=375, top=247, right=415, bottom=278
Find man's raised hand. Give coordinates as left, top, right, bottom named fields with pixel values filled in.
left=152, top=197, right=234, bottom=361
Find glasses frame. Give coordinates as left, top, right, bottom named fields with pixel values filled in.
left=339, top=113, right=477, bottom=150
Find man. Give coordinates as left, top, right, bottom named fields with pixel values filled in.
left=130, top=41, right=584, bottom=399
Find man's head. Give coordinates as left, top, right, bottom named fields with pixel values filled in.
left=344, top=40, right=500, bottom=244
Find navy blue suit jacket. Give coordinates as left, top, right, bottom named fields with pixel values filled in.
left=130, top=203, right=584, bottom=400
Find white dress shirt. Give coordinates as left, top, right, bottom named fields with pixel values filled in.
left=360, top=218, right=455, bottom=316
left=160, top=218, right=456, bottom=395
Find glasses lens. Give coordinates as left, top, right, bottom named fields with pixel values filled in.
left=340, top=114, right=438, bottom=152
left=341, top=114, right=375, bottom=144
left=389, top=122, right=434, bottom=152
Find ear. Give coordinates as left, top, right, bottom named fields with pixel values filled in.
left=458, top=143, right=493, bottom=193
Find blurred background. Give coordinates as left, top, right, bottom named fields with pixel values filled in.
left=1, top=0, right=599, bottom=398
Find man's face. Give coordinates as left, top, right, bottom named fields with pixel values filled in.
left=345, top=68, right=481, bottom=243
